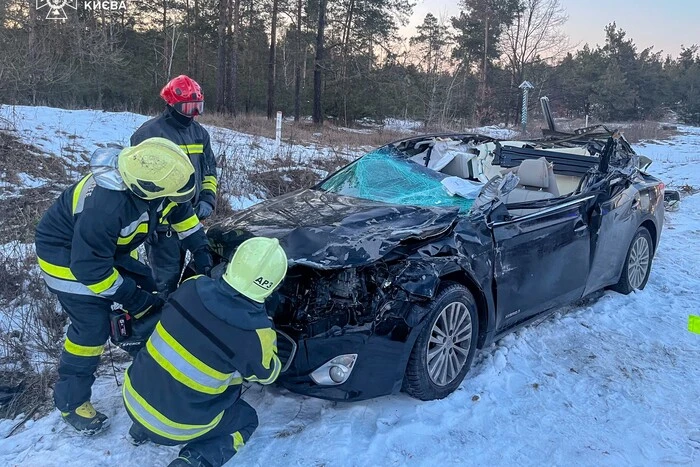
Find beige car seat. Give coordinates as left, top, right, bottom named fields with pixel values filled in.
left=503, top=157, right=560, bottom=207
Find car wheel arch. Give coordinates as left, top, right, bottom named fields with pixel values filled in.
left=640, top=218, right=657, bottom=255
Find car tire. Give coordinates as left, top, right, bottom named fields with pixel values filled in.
left=403, top=283, right=479, bottom=401
left=611, top=226, right=654, bottom=294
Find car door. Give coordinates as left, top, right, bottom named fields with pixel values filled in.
left=490, top=195, right=595, bottom=329
left=583, top=177, right=658, bottom=295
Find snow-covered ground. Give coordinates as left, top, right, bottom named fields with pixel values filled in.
left=0, top=109, right=699, bottom=466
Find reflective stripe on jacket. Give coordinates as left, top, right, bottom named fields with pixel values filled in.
left=34, top=174, right=208, bottom=308
left=131, top=109, right=218, bottom=210
left=124, top=276, right=281, bottom=441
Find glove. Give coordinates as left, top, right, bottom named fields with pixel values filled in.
left=128, top=290, right=165, bottom=320
left=193, top=247, right=213, bottom=277
left=195, top=201, right=214, bottom=220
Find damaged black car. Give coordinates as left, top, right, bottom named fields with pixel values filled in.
left=206, top=128, right=665, bottom=402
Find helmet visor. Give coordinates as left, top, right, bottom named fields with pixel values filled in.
left=174, top=101, right=204, bottom=116
left=168, top=172, right=196, bottom=203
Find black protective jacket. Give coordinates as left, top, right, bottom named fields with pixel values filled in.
left=131, top=107, right=217, bottom=209
left=35, top=155, right=210, bottom=312
left=123, top=276, right=281, bottom=441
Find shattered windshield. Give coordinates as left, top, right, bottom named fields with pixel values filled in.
left=319, top=148, right=475, bottom=212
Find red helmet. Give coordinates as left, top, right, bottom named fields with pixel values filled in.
left=160, top=75, right=204, bottom=116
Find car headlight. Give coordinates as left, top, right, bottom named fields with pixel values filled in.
left=310, top=354, right=358, bottom=386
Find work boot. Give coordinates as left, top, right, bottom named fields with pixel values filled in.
left=61, top=401, right=109, bottom=436
left=168, top=449, right=212, bottom=467
left=128, top=423, right=150, bottom=446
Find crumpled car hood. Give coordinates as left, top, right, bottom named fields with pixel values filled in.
left=208, top=189, right=460, bottom=269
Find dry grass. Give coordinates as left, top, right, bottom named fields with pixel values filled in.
left=0, top=243, right=65, bottom=419
left=0, top=131, right=71, bottom=420
left=0, top=131, right=74, bottom=186
left=199, top=112, right=411, bottom=150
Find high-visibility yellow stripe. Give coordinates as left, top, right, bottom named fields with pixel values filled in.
left=161, top=201, right=178, bottom=217
left=71, top=175, right=92, bottom=214
left=171, top=214, right=199, bottom=233
left=232, top=431, right=245, bottom=451
left=154, top=322, right=230, bottom=381
left=117, top=223, right=149, bottom=245
left=146, top=339, right=229, bottom=395
left=179, top=144, right=204, bottom=154
left=256, top=328, right=278, bottom=370
left=123, top=372, right=223, bottom=441
left=38, top=257, right=76, bottom=280
left=202, top=179, right=217, bottom=194
left=159, top=201, right=179, bottom=225
left=182, top=275, right=204, bottom=283
left=202, top=175, right=218, bottom=193
left=86, top=269, right=119, bottom=294
left=130, top=249, right=139, bottom=260
left=689, top=315, right=700, bottom=334
left=246, top=356, right=281, bottom=385
left=64, top=337, right=103, bottom=357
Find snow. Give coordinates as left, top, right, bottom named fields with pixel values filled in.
left=0, top=105, right=363, bottom=208
left=1, top=109, right=700, bottom=466
left=634, top=125, right=700, bottom=190
left=0, top=105, right=148, bottom=168
left=383, top=117, right=424, bottom=133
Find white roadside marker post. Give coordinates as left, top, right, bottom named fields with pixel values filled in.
left=275, top=111, right=283, bottom=157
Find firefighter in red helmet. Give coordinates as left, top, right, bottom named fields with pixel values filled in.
left=131, top=75, right=218, bottom=297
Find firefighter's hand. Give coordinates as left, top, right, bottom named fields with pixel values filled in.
left=195, top=201, right=214, bottom=220
left=193, top=248, right=213, bottom=277
left=130, top=291, right=165, bottom=319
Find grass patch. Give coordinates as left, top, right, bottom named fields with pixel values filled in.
left=199, top=112, right=410, bottom=151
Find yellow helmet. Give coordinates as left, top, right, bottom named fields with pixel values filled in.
left=118, top=137, right=195, bottom=202
left=223, top=237, right=288, bottom=303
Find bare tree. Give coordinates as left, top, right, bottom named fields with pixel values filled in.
left=228, top=0, right=241, bottom=115
left=312, top=0, right=327, bottom=125
left=216, top=0, right=228, bottom=111
left=293, top=0, right=302, bottom=121
left=501, top=0, right=568, bottom=124
left=267, top=0, right=279, bottom=119
left=410, top=13, right=454, bottom=127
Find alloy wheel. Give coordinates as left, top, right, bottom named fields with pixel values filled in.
left=628, top=235, right=650, bottom=289
left=426, top=301, right=472, bottom=387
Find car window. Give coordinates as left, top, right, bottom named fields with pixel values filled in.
left=319, top=148, right=475, bottom=212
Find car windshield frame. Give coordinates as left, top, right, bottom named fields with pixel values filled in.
left=317, top=147, right=476, bottom=212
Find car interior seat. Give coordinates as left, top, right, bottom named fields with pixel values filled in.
left=440, top=153, right=473, bottom=179
left=502, top=157, right=560, bottom=208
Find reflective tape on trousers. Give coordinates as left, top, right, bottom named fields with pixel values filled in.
left=123, top=374, right=221, bottom=441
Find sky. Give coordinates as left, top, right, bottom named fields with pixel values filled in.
left=403, top=0, right=700, bottom=58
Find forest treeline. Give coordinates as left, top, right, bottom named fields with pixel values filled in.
left=1, top=0, right=699, bottom=126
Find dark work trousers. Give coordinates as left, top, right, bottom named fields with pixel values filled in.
left=146, top=228, right=186, bottom=298
left=130, top=398, right=259, bottom=467
left=52, top=263, right=156, bottom=412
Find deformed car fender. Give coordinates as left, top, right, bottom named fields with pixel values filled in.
left=386, top=215, right=496, bottom=353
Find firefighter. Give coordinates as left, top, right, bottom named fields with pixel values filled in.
left=123, top=237, right=287, bottom=467
left=131, top=75, right=218, bottom=298
left=35, top=137, right=213, bottom=435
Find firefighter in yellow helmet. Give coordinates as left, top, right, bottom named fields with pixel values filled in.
left=124, top=237, right=287, bottom=467
left=35, top=137, right=213, bottom=435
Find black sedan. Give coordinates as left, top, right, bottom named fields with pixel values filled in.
left=207, top=129, right=665, bottom=401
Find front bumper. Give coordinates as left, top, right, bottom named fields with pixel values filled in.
left=274, top=323, right=416, bottom=401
